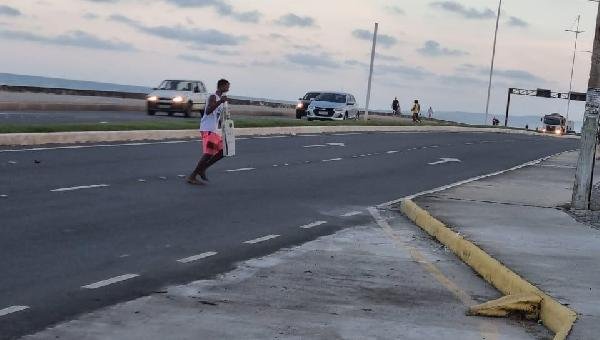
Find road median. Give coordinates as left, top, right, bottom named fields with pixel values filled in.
left=0, top=124, right=570, bottom=146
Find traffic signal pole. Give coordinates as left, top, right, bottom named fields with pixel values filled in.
left=572, top=3, right=600, bottom=210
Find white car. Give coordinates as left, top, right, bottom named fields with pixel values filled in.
left=146, top=80, right=208, bottom=117
left=306, top=92, right=359, bottom=121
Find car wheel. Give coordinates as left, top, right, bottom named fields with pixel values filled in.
left=296, top=113, right=303, bottom=119
left=184, top=102, right=193, bottom=118
left=167, top=111, right=174, bottom=116
left=147, top=109, right=155, bottom=116
left=307, top=118, right=313, bottom=122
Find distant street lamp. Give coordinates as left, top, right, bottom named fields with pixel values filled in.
left=484, top=0, right=502, bottom=125
left=565, top=15, right=584, bottom=122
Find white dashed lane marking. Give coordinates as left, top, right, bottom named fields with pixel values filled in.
left=177, top=251, right=218, bottom=264
left=322, top=158, right=343, bottom=162
left=299, top=221, right=327, bottom=229
left=226, top=168, right=256, bottom=172
left=386, top=150, right=399, bottom=154
left=0, top=306, right=29, bottom=317
left=82, top=274, right=139, bottom=289
left=243, top=235, right=280, bottom=244
left=341, top=211, right=362, bottom=217
left=50, top=184, right=109, bottom=192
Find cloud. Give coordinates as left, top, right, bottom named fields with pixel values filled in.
left=0, top=5, right=21, bottom=17
left=285, top=53, right=339, bottom=69
left=275, top=13, right=315, bottom=27
left=109, top=14, right=247, bottom=46
left=83, top=12, right=99, bottom=20
left=0, top=29, right=136, bottom=51
left=430, top=1, right=496, bottom=20
left=439, top=74, right=488, bottom=87
left=352, top=29, right=397, bottom=48
left=165, top=0, right=262, bottom=23
left=178, top=54, right=217, bottom=64
left=457, top=63, right=545, bottom=84
left=386, top=6, right=405, bottom=15
left=493, top=69, right=543, bottom=82
left=345, top=59, right=368, bottom=68
left=417, top=40, right=468, bottom=57
left=84, top=0, right=119, bottom=2
left=375, top=64, right=432, bottom=79
left=375, top=52, right=402, bottom=62
left=507, top=16, right=528, bottom=28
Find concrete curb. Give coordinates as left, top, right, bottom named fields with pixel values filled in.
left=0, top=125, right=575, bottom=146
left=399, top=199, right=577, bottom=340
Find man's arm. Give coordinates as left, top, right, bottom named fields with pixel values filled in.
left=205, top=95, right=228, bottom=115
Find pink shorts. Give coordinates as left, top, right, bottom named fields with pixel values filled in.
left=201, top=131, right=223, bottom=156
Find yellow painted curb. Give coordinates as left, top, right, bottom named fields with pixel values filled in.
left=400, top=199, right=577, bottom=340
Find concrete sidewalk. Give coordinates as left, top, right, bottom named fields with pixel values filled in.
left=410, top=152, right=600, bottom=339
left=21, top=214, right=548, bottom=339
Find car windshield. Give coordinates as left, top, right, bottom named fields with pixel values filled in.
left=303, top=92, right=321, bottom=100
left=544, top=117, right=562, bottom=125
left=158, top=80, right=193, bottom=91
left=315, top=93, right=346, bottom=103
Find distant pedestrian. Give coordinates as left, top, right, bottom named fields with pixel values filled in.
left=427, top=106, right=434, bottom=119
left=525, top=124, right=529, bottom=130
left=411, top=100, right=421, bottom=123
left=187, top=79, right=230, bottom=185
left=392, top=97, right=400, bottom=116
left=492, top=117, right=500, bottom=126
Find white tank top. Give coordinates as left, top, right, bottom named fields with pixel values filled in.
left=200, top=93, right=224, bottom=132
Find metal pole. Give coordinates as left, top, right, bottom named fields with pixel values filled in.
left=364, top=22, right=378, bottom=121
left=566, top=15, right=583, bottom=122
left=484, top=0, right=502, bottom=125
left=504, top=88, right=512, bottom=127
left=572, top=3, right=600, bottom=210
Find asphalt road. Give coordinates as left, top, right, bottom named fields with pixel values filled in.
left=0, top=131, right=578, bottom=339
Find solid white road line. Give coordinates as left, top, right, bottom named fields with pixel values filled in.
left=50, top=184, right=109, bottom=192
left=82, top=274, right=139, bottom=289
left=243, top=234, right=280, bottom=244
left=376, top=150, right=575, bottom=208
left=177, top=251, right=218, bottom=264
left=341, top=211, right=362, bottom=217
left=299, top=221, right=327, bottom=229
left=226, top=168, right=256, bottom=172
left=322, top=158, right=342, bottom=162
left=0, top=306, right=29, bottom=317
left=254, top=136, right=287, bottom=139
left=0, top=140, right=197, bottom=153
left=332, top=133, right=362, bottom=136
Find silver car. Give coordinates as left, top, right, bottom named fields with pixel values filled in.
left=306, top=92, right=360, bottom=121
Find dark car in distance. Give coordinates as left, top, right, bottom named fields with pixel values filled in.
left=296, top=91, right=322, bottom=119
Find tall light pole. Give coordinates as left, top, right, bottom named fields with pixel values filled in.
left=566, top=15, right=584, bottom=122
left=364, top=23, right=378, bottom=121
left=572, top=1, right=600, bottom=210
left=484, top=0, right=502, bottom=125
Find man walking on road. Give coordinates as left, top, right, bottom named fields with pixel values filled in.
left=427, top=106, right=434, bottom=119
left=187, top=79, right=230, bottom=185
left=392, top=97, right=400, bottom=116
left=411, top=100, right=421, bottom=123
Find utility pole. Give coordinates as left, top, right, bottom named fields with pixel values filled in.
left=566, top=15, right=584, bottom=122
left=364, top=22, right=378, bottom=121
left=484, top=0, right=502, bottom=126
left=572, top=2, right=600, bottom=210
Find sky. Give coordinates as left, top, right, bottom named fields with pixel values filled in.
left=0, top=0, right=598, bottom=123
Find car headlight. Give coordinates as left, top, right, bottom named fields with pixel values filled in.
left=555, top=129, right=562, bottom=135
left=297, top=102, right=304, bottom=109
left=147, top=96, right=158, bottom=102
left=172, top=96, right=184, bottom=103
